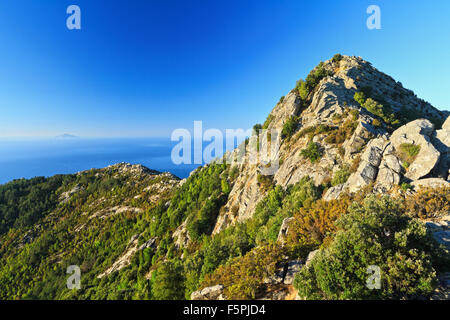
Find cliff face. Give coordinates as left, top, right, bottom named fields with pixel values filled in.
left=212, top=55, right=449, bottom=234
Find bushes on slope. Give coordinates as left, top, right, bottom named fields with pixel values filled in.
left=294, top=195, right=447, bottom=299
left=201, top=243, right=284, bottom=299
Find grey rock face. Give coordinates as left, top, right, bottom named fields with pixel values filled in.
left=305, top=250, right=319, bottom=267
left=264, top=259, right=304, bottom=286
left=374, top=149, right=402, bottom=192
left=442, top=116, right=450, bottom=131
left=138, top=238, right=157, bottom=251
left=283, top=260, right=303, bottom=285
left=263, top=268, right=285, bottom=285
left=98, top=234, right=156, bottom=278
left=425, top=215, right=450, bottom=251
left=323, top=183, right=346, bottom=201
left=346, top=138, right=385, bottom=193
left=433, top=116, right=450, bottom=180
left=342, top=121, right=379, bottom=161
left=172, top=219, right=190, bottom=249
left=434, top=231, right=450, bottom=249
left=431, top=273, right=450, bottom=300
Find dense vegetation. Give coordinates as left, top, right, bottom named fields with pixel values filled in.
left=0, top=175, right=76, bottom=235
left=0, top=159, right=448, bottom=301
left=294, top=195, right=449, bottom=299
left=354, top=91, right=399, bottom=127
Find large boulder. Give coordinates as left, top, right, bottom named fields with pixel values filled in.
left=443, top=116, right=450, bottom=131
left=432, top=116, right=450, bottom=180
left=391, top=119, right=435, bottom=141
left=191, top=285, right=225, bottom=300
left=411, top=178, right=450, bottom=190
left=390, top=119, right=440, bottom=181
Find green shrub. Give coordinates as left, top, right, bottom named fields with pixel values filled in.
left=400, top=143, right=420, bottom=159
left=300, top=142, right=322, bottom=163
left=247, top=186, right=285, bottom=242
left=257, top=174, right=273, bottom=191
left=263, top=114, right=274, bottom=130
left=299, top=124, right=333, bottom=140
left=202, top=243, right=284, bottom=299
left=286, top=197, right=351, bottom=258
left=248, top=177, right=321, bottom=245
left=229, top=166, right=239, bottom=180
left=350, top=155, right=361, bottom=173
left=324, top=118, right=358, bottom=145
left=332, top=54, right=343, bottom=63
left=294, top=195, right=444, bottom=299
left=354, top=92, right=398, bottom=127
left=349, top=108, right=359, bottom=121
left=331, top=166, right=350, bottom=186
left=354, top=91, right=366, bottom=106
left=297, top=79, right=309, bottom=100
left=253, top=123, right=262, bottom=135
left=397, top=144, right=420, bottom=170
left=281, top=116, right=299, bottom=139
left=372, top=119, right=381, bottom=127
left=405, top=187, right=450, bottom=220
left=401, top=182, right=412, bottom=191
left=296, top=62, right=332, bottom=100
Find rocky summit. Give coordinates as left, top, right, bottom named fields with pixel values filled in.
left=0, top=55, right=449, bottom=300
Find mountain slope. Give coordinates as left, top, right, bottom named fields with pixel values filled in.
left=0, top=55, right=449, bottom=300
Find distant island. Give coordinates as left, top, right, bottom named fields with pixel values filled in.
left=55, top=133, right=78, bottom=139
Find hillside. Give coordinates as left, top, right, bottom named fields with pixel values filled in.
left=0, top=55, right=449, bottom=300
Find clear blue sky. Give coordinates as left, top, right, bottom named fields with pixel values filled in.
left=0, top=0, right=449, bottom=138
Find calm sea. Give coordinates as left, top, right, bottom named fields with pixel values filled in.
left=0, top=138, right=201, bottom=185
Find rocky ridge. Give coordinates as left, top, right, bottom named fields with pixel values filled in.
left=212, top=55, right=449, bottom=234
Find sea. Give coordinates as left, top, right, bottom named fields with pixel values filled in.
left=0, top=137, right=202, bottom=185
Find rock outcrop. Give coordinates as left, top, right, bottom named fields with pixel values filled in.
left=277, top=217, right=294, bottom=245
left=98, top=234, right=156, bottom=278
left=346, top=137, right=385, bottom=193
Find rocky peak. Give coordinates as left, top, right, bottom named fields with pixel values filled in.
left=213, top=54, right=449, bottom=233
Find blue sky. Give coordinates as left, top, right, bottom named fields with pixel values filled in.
left=0, top=0, right=449, bottom=138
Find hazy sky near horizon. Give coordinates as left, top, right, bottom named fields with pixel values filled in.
left=0, top=0, right=449, bottom=138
